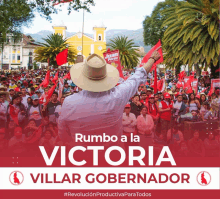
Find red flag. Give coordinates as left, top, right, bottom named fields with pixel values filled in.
left=202, top=71, right=209, bottom=76
left=25, top=124, right=43, bottom=144
left=191, top=71, right=196, bottom=76
left=39, top=92, right=47, bottom=104
left=53, top=0, right=73, bottom=6
left=44, top=84, right=57, bottom=106
left=215, top=68, right=220, bottom=73
left=183, top=76, right=194, bottom=89
left=186, top=87, right=193, bottom=94
left=208, top=86, right=214, bottom=96
left=200, top=87, right=208, bottom=93
left=192, top=78, right=198, bottom=94
left=151, top=79, right=165, bottom=92
left=124, top=76, right=129, bottom=80
left=52, top=71, right=59, bottom=84
left=63, top=72, right=71, bottom=80
left=36, top=71, right=50, bottom=91
left=176, top=81, right=183, bottom=88
left=140, top=40, right=163, bottom=72
left=9, top=104, right=19, bottom=125
left=178, top=71, right=186, bottom=81
left=154, top=68, right=157, bottom=94
left=103, top=49, right=125, bottom=79
left=56, top=49, right=68, bottom=66
left=157, top=79, right=165, bottom=92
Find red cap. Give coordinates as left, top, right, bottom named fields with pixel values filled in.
left=175, top=92, right=182, bottom=97
left=125, top=104, right=131, bottom=108
left=196, top=94, right=200, bottom=99
left=14, top=87, right=20, bottom=92
left=149, top=94, right=154, bottom=98
left=164, top=93, right=171, bottom=99
left=23, top=81, right=28, bottom=86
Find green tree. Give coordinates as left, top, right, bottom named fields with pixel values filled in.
left=34, top=33, right=77, bottom=68
left=0, top=0, right=94, bottom=43
left=0, top=0, right=34, bottom=69
left=162, top=0, right=219, bottom=77
left=0, top=0, right=94, bottom=69
left=107, top=36, right=140, bottom=69
left=143, top=0, right=181, bottom=47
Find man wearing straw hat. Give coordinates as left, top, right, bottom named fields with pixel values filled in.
left=58, top=51, right=161, bottom=143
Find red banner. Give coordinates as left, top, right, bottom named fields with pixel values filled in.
left=191, top=79, right=198, bottom=94
left=103, top=49, right=124, bottom=79
left=211, top=79, right=220, bottom=88
left=208, top=79, right=220, bottom=96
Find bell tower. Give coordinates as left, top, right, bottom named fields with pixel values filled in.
left=93, top=24, right=106, bottom=42
left=52, top=20, right=67, bottom=39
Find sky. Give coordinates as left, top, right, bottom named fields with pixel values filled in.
left=23, top=0, right=165, bottom=34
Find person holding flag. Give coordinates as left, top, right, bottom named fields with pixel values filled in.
left=158, top=92, right=173, bottom=140
left=7, top=94, right=26, bottom=128
left=58, top=51, right=161, bottom=143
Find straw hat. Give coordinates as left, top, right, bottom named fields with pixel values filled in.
left=0, top=91, right=9, bottom=99
left=0, top=85, right=7, bottom=91
left=70, top=54, right=119, bottom=92
left=168, top=91, right=174, bottom=95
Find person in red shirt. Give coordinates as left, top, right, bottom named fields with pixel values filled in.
left=159, top=92, right=173, bottom=139
left=146, top=88, right=153, bottom=98
left=146, top=94, right=159, bottom=125
left=140, top=92, right=148, bottom=105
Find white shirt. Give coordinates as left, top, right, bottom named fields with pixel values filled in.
left=58, top=67, right=149, bottom=142
left=22, top=95, right=30, bottom=108
left=29, top=106, right=42, bottom=121
left=55, top=105, right=62, bottom=123
left=122, top=112, right=136, bottom=133
left=0, top=103, right=7, bottom=121
left=173, top=101, right=182, bottom=115
left=67, top=80, right=72, bottom=85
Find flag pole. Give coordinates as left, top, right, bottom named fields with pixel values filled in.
left=154, top=67, right=158, bottom=94
left=82, top=8, right=85, bottom=61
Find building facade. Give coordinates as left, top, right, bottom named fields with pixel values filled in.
left=0, top=34, right=39, bottom=70
left=53, top=23, right=107, bottom=61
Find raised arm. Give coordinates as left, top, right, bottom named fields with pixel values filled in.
left=143, top=51, right=161, bottom=73
left=115, top=51, right=161, bottom=107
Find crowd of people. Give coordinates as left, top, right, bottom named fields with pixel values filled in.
left=0, top=68, right=219, bottom=158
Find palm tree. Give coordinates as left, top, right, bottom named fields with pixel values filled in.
left=34, top=33, right=77, bottom=68
left=162, top=0, right=219, bottom=77
left=107, top=36, right=140, bottom=69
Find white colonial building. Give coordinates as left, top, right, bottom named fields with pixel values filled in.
left=0, top=34, right=40, bottom=70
